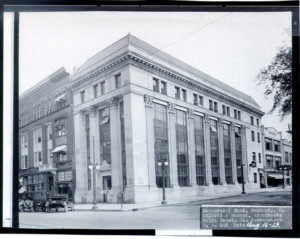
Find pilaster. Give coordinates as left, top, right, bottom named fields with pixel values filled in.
left=204, top=114, right=212, bottom=186
left=241, top=125, right=249, bottom=182
left=144, top=94, right=156, bottom=188
left=230, top=122, right=237, bottom=185
left=187, top=109, right=197, bottom=187
left=218, top=120, right=226, bottom=185
left=168, top=102, right=179, bottom=187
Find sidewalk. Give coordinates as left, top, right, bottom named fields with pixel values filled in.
left=73, top=186, right=292, bottom=212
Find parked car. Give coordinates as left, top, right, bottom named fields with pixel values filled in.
left=46, top=194, right=74, bottom=212
left=19, top=192, right=34, bottom=212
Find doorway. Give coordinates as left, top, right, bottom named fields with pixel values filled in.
left=103, top=176, right=111, bottom=202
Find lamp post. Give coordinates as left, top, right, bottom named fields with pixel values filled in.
left=238, top=164, right=246, bottom=194
left=157, top=153, right=168, bottom=205
left=88, top=137, right=100, bottom=211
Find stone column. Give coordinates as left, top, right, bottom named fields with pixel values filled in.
left=187, top=109, right=197, bottom=187
left=230, top=122, right=237, bottom=184
left=241, top=125, right=249, bottom=182
left=144, top=95, right=156, bottom=189
left=168, top=102, right=179, bottom=187
left=108, top=97, right=123, bottom=200
left=74, top=111, right=88, bottom=203
left=203, top=114, right=212, bottom=186
left=218, top=120, right=226, bottom=185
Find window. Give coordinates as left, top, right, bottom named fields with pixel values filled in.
left=81, top=91, right=85, bottom=103
left=226, top=106, right=230, bottom=117
left=252, top=152, right=256, bottom=161
left=199, top=96, right=203, bottom=106
left=251, top=131, right=255, bottom=141
left=254, top=173, right=257, bottom=183
left=209, top=100, right=213, bottom=111
left=238, top=111, right=241, bottom=120
left=222, top=105, right=226, bottom=115
left=250, top=116, right=254, bottom=125
left=210, top=120, right=219, bottom=185
left=38, top=152, right=42, bottom=165
left=266, top=155, right=273, bottom=168
left=195, top=115, right=205, bottom=185
left=101, top=81, right=105, bottom=94
left=176, top=110, right=189, bottom=187
left=153, top=78, right=159, bottom=92
left=153, top=103, right=170, bottom=188
left=99, top=107, right=111, bottom=165
left=235, top=127, right=242, bottom=183
left=115, top=74, right=121, bottom=89
left=175, top=86, right=180, bottom=99
left=265, top=138, right=272, bottom=151
left=257, top=132, right=260, bottom=143
left=193, top=94, right=198, bottom=105
left=275, top=156, right=281, bottom=167
left=161, top=81, right=167, bottom=95
left=182, top=89, right=187, bottom=101
left=21, top=156, right=29, bottom=169
left=256, top=118, right=260, bottom=127
left=289, top=153, right=292, bottom=163
left=274, top=140, right=281, bottom=152
left=93, top=84, right=98, bottom=98
left=285, top=152, right=289, bottom=163
left=234, top=109, right=237, bottom=119
left=258, top=153, right=261, bottom=163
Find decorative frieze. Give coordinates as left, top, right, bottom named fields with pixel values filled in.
left=188, top=109, right=194, bottom=118
left=168, top=102, right=176, bottom=114
left=144, top=94, right=154, bottom=108
left=107, top=97, right=118, bottom=110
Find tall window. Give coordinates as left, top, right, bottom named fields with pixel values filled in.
left=176, top=110, right=189, bottom=187
left=250, top=116, right=254, bottom=125
left=235, top=127, right=242, bottom=183
left=275, top=156, right=281, bottom=167
left=226, top=106, right=230, bottom=117
left=257, top=132, right=260, bottom=143
left=254, top=173, right=257, bottom=183
left=99, top=107, right=111, bottom=164
left=86, top=114, right=91, bottom=190
left=234, top=109, right=237, bottom=119
left=199, top=96, right=203, bottom=106
left=175, top=86, right=180, bottom=99
left=266, top=155, right=273, bottom=168
left=251, top=131, right=255, bottom=141
left=209, top=100, right=213, bottom=111
left=256, top=118, right=260, bottom=127
left=81, top=91, right=85, bottom=103
left=194, top=115, right=205, bottom=185
left=193, top=94, right=198, bottom=105
left=258, top=153, right=261, bottom=163
left=115, top=74, right=121, bottom=89
left=274, top=140, right=281, bottom=152
left=56, top=119, right=66, bottom=136
left=223, top=124, right=232, bottom=184
left=285, top=152, right=289, bottom=163
left=252, top=152, right=256, bottom=161
left=153, top=78, right=159, bottom=92
left=210, top=120, right=219, bottom=185
left=222, top=105, right=226, bottom=115
left=238, top=111, right=241, bottom=120
left=161, top=81, right=167, bottom=95
left=265, top=138, right=272, bottom=151
left=21, top=156, right=29, bottom=169
left=182, top=89, right=187, bottom=101
left=93, top=84, right=98, bottom=98
left=120, top=102, right=127, bottom=189
left=153, top=103, right=170, bottom=188
left=46, top=124, right=52, bottom=164
left=101, top=81, right=105, bottom=94
left=214, top=102, right=218, bottom=112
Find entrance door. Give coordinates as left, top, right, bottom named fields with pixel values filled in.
left=103, top=176, right=111, bottom=202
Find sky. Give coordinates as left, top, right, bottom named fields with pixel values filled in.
left=17, top=11, right=292, bottom=137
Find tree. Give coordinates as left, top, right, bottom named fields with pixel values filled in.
left=257, top=46, right=292, bottom=119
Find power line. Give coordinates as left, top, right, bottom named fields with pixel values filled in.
left=144, top=12, right=233, bottom=59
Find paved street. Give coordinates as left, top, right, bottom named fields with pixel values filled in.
left=19, top=189, right=292, bottom=230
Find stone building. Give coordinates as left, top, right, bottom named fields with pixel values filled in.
left=69, top=34, right=265, bottom=204
left=282, top=138, right=292, bottom=186
left=19, top=67, right=75, bottom=200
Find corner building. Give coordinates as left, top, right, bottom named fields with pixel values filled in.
left=70, top=34, right=264, bottom=204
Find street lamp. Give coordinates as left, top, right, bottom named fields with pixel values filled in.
left=157, top=153, right=168, bottom=205
left=88, top=136, right=100, bottom=211
left=238, top=164, right=246, bottom=194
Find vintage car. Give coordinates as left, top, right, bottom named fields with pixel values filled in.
left=19, top=192, right=34, bottom=212
left=46, top=194, right=74, bottom=212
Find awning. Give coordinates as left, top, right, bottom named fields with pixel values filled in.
left=51, top=145, right=67, bottom=153
left=268, top=173, right=283, bottom=179
left=54, top=93, right=66, bottom=102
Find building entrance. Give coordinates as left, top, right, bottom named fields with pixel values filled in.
left=102, top=176, right=111, bottom=203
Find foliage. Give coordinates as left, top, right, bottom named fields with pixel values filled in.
left=257, top=46, right=292, bottom=119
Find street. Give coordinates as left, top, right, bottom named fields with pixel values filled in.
left=19, top=190, right=292, bottom=230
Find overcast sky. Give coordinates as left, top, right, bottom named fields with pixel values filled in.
left=17, top=11, right=291, bottom=137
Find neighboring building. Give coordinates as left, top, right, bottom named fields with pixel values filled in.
left=282, top=138, right=292, bottom=185
left=69, top=34, right=265, bottom=204
left=261, top=126, right=288, bottom=187
left=19, top=68, right=75, bottom=200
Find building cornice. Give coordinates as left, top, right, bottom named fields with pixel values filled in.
left=68, top=52, right=264, bottom=117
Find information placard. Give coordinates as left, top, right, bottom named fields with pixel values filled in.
left=200, top=205, right=292, bottom=230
